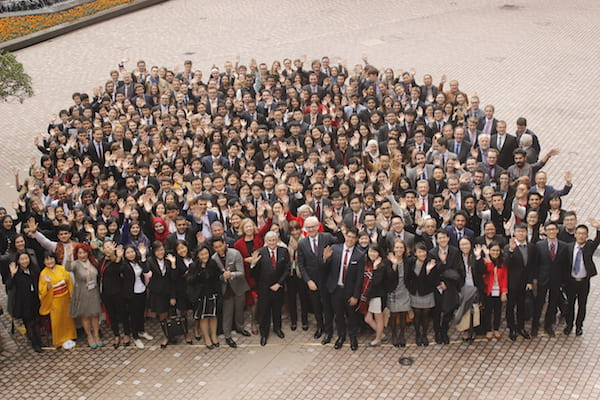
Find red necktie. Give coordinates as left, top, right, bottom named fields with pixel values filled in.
left=421, top=197, right=426, bottom=212
left=316, top=201, right=321, bottom=221
left=342, top=249, right=350, bottom=283
left=312, top=238, right=318, bottom=254
left=550, top=242, right=556, bottom=261
left=271, top=249, right=277, bottom=269
left=353, top=215, right=358, bottom=226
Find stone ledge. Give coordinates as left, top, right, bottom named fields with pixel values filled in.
left=0, top=0, right=168, bottom=52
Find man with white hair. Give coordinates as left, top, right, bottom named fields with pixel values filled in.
left=519, top=133, right=539, bottom=163
left=249, top=231, right=290, bottom=346
left=297, top=216, right=344, bottom=344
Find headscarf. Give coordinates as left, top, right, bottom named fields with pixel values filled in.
left=152, top=217, right=170, bottom=244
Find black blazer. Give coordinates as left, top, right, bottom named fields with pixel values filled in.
left=460, top=254, right=486, bottom=291
left=297, top=232, right=343, bottom=285
left=405, top=256, right=439, bottom=296
left=565, top=231, right=600, bottom=281
left=120, top=259, right=149, bottom=298
left=428, top=245, right=464, bottom=288
left=6, top=267, right=40, bottom=320
left=534, top=240, right=569, bottom=287
left=251, top=246, right=290, bottom=290
left=100, top=259, right=125, bottom=298
left=447, top=139, right=472, bottom=164
left=366, top=261, right=388, bottom=299
left=490, top=133, right=518, bottom=169
left=186, top=259, right=222, bottom=303
left=325, top=244, right=365, bottom=299
left=504, top=242, right=536, bottom=290
left=147, top=257, right=174, bottom=297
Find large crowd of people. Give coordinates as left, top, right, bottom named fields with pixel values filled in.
left=0, top=55, right=598, bottom=354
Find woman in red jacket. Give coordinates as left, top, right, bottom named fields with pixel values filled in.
left=233, top=209, right=273, bottom=335
left=475, top=241, right=508, bottom=340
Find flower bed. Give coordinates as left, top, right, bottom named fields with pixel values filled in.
left=0, top=0, right=134, bottom=42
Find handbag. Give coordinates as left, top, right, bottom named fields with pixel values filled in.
left=160, top=309, right=188, bottom=338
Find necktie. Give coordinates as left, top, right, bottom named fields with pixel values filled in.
left=420, top=197, right=426, bottom=212
left=498, top=135, right=503, bottom=149
left=440, top=153, right=445, bottom=167
left=550, top=242, right=556, bottom=261
left=96, top=142, right=103, bottom=163
left=485, top=120, right=491, bottom=134
left=271, top=250, right=277, bottom=269
left=454, top=142, right=459, bottom=154
left=342, top=249, right=350, bottom=283
left=457, top=231, right=462, bottom=241
left=316, top=201, right=321, bottom=221
left=312, top=238, right=318, bottom=254
left=353, top=215, right=358, bottom=226
left=574, top=246, right=583, bottom=275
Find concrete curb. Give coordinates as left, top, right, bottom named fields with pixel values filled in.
left=0, top=0, right=169, bottom=52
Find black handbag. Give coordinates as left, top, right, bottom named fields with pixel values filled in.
left=160, top=310, right=188, bottom=338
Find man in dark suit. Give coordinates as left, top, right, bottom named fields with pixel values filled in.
left=249, top=231, right=290, bottom=346
left=448, top=126, right=472, bottom=164
left=323, top=226, right=365, bottom=351
left=445, top=211, right=475, bottom=247
left=383, top=215, right=416, bottom=254
left=477, top=105, right=498, bottom=136
left=532, top=222, right=569, bottom=337
left=165, top=216, right=199, bottom=254
left=310, top=183, right=331, bottom=223
left=420, top=74, right=438, bottom=103
left=342, top=194, right=366, bottom=228
left=297, top=216, right=344, bottom=343
left=87, top=127, right=108, bottom=167
left=504, top=223, right=536, bottom=341
left=563, top=219, right=600, bottom=336
left=429, top=229, right=464, bottom=344
left=212, top=237, right=250, bottom=347
left=117, top=73, right=136, bottom=99
left=202, top=142, right=229, bottom=174
left=302, top=73, right=325, bottom=99
left=490, top=121, right=518, bottom=169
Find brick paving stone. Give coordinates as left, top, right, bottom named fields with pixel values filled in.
left=1, top=0, right=600, bottom=399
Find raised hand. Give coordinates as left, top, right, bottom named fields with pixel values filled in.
left=9, top=262, right=18, bottom=277
left=323, top=245, right=333, bottom=261
left=166, top=254, right=177, bottom=268
left=249, top=250, right=262, bottom=266
left=474, top=244, right=483, bottom=258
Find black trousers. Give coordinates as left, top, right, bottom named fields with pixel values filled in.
left=286, top=275, right=308, bottom=326
left=258, top=287, right=283, bottom=338
left=483, top=295, right=502, bottom=331
left=565, top=279, right=590, bottom=329
left=506, top=288, right=525, bottom=330
left=23, top=315, right=42, bottom=349
left=102, top=293, right=129, bottom=337
left=433, top=291, right=453, bottom=335
left=331, top=286, right=358, bottom=338
left=125, top=293, right=146, bottom=338
left=533, top=283, right=560, bottom=330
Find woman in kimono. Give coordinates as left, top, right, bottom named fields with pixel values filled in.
left=38, top=252, right=77, bottom=349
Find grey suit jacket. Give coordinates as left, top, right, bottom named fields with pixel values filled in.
left=212, top=248, right=249, bottom=296
left=407, top=164, right=435, bottom=187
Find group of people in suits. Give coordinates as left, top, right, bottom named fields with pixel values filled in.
left=3, top=55, right=597, bottom=356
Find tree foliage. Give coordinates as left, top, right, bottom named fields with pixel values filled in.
left=0, top=50, right=33, bottom=103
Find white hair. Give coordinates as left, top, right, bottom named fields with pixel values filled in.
left=520, top=133, right=533, bottom=147
left=304, top=216, right=319, bottom=227
left=265, top=231, right=278, bottom=241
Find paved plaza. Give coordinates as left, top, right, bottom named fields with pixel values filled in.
left=1, top=0, right=600, bottom=398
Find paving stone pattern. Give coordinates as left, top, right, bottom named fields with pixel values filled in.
left=1, top=0, right=600, bottom=399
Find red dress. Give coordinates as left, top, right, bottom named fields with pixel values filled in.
left=233, top=218, right=272, bottom=306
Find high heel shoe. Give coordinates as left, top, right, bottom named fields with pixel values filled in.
left=212, top=341, right=220, bottom=348
left=160, top=340, right=168, bottom=349
left=206, top=344, right=214, bottom=350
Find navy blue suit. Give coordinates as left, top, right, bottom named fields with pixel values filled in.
left=325, top=244, right=365, bottom=338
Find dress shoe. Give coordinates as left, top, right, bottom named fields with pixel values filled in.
left=563, top=325, right=573, bottom=335
left=275, top=330, right=285, bottom=339
left=290, top=324, right=297, bottom=331
left=422, top=334, right=429, bottom=346
left=350, top=337, right=358, bottom=351
left=415, top=334, right=423, bottom=346
left=225, top=337, right=237, bottom=348
left=321, top=334, right=332, bottom=345
left=435, top=332, right=443, bottom=344
left=576, top=327, right=583, bottom=336
left=313, top=328, right=323, bottom=339
left=531, top=327, right=538, bottom=338
left=213, top=341, right=220, bottom=348
left=237, top=329, right=251, bottom=337
left=206, top=344, right=214, bottom=350
left=260, top=336, right=267, bottom=346
left=33, top=345, right=43, bottom=353
left=545, top=327, right=556, bottom=337
left=509, top=329, right=517, bottom=341
left=518, top=329, right=531, bottom=340
left=302, top=324, right=309, bottom=331
left=442, top=332, right=450, bottom=344
left=334, top=336, right=345, bottom=349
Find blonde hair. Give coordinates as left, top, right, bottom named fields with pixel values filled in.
left=238, top=218, right=257, bottom=237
